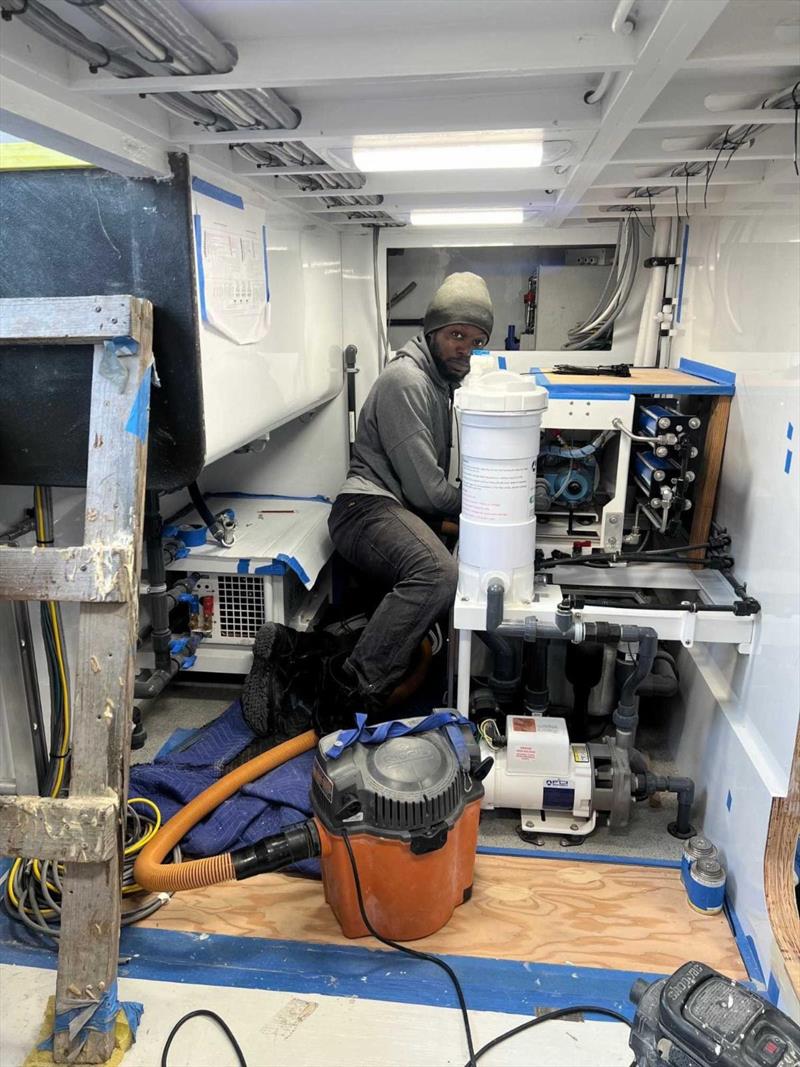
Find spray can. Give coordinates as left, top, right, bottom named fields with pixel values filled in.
left=685, top=856, right=727, bottom=914
left=681, top=835, right=718, bottom=885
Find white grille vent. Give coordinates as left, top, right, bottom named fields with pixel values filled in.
left=216, top=574, right=267, bottom=639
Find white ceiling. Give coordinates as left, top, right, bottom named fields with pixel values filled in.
left=1, top=0, right=798, bottom=229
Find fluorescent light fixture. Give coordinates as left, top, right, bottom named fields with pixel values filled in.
left=352, top=129, right=544, bottom=172
left=431, top=242, right=515, bottom=247
left=411, top=209, right=525, bottom=227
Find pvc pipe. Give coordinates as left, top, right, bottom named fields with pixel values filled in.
left=611, top=0, right=636, bottom=35
left=456, top=629, right=472, bottom=718
left=635, top=218, right=671, bottom=367
left=584, top=71, right=615, bottom=105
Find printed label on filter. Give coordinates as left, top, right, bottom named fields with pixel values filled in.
left=461, top=457, right=535, bottom=522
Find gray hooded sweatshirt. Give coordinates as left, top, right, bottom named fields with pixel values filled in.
left=338, top=334, right=460, bottom=518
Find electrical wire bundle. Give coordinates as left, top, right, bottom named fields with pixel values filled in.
left=32, top=486, right=71, bottom=799
left=625, top=82, right=800, bottom=216
left=563, top=215, right=640, bottom=350
left=0, top=0, right=393, bottom=222
left=3, top=797, right=180, bottom=944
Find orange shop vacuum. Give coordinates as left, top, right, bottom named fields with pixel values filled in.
left=134, top=714, right=493, bottom=940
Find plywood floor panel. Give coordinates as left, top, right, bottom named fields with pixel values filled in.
left=139, top=854, right=746, bottom=979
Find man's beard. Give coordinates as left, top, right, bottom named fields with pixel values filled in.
left=428, top=335, right=466, bottom=383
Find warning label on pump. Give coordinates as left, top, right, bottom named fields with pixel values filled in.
left=571, top=744, right=590, bottom=764
left=461, top=457, right=535, bottom=522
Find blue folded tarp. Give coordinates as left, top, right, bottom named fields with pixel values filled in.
left=129, top=701, right=320, bottom=876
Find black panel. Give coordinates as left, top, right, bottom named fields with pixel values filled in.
left=0, top=153, right=204, bottom=491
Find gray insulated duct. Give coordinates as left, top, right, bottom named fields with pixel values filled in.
left=1, top=0, right=390, bottom=219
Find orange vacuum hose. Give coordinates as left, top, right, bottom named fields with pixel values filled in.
left=134, top=730, right=318, bottom=893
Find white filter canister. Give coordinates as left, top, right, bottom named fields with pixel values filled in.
left=455, top=370, right=548, bottom=606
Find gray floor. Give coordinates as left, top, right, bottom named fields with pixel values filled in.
left=134, top=681, right=685, bottom=862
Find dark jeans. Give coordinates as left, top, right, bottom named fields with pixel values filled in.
left=328, top=493, right=458, bottom=699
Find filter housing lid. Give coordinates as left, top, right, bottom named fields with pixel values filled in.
left=456, top=369, right=548, bottom=414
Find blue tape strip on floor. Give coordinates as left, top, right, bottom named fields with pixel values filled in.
left=0, top=919, right=650, bottom=1022
left=477, top=845, right=681, bottom=869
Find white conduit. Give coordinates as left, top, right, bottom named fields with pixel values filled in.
left=611, top=0, right=637, bottom=35
left=634, top=218, right=672, bottom=368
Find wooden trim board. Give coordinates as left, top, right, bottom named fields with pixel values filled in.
left=764, top=720, right=800, bottom=1001
left=536, top=367, right=715, bottom=390
left=139, top=852, right=747, bottom=980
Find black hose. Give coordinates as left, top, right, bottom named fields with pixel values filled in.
left=188, top=481, right=217, bottom=530
left=479, top=631, right=519, bottom=708
left=144, top=490, right=171, bottom=674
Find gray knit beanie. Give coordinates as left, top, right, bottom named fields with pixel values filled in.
left=423, top=272, right=494, bottom=338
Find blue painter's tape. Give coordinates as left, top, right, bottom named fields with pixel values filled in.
left=726, top=790, right=733, bottom=811
left=477, top=845, right=681, bottom=869
left=254, top=562, right=288, bottom=576
left=124, top=366, right=151, bottom=442
left=677, top=357, right=736, bottom=388
left=676, top=223, right=689, bottom=324
left=0, top=919, right=649, bottom=1022
left=725, top=901, right=765, bottom=986
left=262, top=224, right=270, bottom=302
left=785, top=449, right=793, bottom=475
left=767, top=971, right=780, bottom=1005
left=207, top=491, right=332, bottom=504
left=193, top=214, right=208, bottom=324
left=276, top=553, right=310, bottom=585
left=497, top=355, right=507, bottom=370
left=192, top=176, right=244, bottom=210
left=237, top=559, right=250, bottom=574
left=38, top=981, right=143, bottom=1052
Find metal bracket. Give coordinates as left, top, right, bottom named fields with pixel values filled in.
left=680, top=606, right=697, bottom=648
left=644, top=256, right=678, bottom=268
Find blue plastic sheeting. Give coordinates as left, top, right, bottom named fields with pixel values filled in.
left=129, top=701, right=320, bottom=876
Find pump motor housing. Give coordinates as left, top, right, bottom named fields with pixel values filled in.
left=311, top=720, right=485, bottom=940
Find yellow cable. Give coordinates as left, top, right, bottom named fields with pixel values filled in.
left=47, top=599, right=70, bottom=798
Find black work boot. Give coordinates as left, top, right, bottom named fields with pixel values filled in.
left=315, top=654, right=387, bottom=736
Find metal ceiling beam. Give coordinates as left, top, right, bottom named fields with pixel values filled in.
left=637, top=109, right=797, bottom=129
left=267, top=169, right=569, bottom=198
left=67, top=27, right=637, bottom=94
left=593, top=164, right=768, bottom=187
left=549, top=0, right=730, bottom=226
left=171, top=91, right=598, bottom=147
left=613, top=124, right=796, bottom=165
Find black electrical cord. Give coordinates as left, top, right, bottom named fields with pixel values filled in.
left=341, top=828, right=478, bottom=1067
left=161, top=1010, right=247, bottom=1067
left=341, top=829, right=632, bottom=1067
left=466, top=1004, right=632, bottom=1066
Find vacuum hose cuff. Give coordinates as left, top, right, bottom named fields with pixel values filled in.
left=231, top=820, right=320, bottom=880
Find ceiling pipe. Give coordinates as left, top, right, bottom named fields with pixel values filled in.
left=584, top=71, right=616, bottom=105
left=611, top=0, right=637, bottom=36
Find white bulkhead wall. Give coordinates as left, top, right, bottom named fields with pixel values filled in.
left=671, top=211, right=800, bottom=1010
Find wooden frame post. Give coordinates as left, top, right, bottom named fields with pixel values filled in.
left=0, top=295, right=153, bottom=1063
